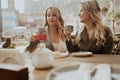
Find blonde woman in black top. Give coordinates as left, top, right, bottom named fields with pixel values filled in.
left=66, top=0, right=113, bottom=54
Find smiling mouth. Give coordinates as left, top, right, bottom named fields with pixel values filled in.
left=49, top=21, right=54, bottom=23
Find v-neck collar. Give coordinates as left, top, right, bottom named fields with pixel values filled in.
left=46, top=26, right=55, bottom=50
left=80, top=27, right=96, bottom=50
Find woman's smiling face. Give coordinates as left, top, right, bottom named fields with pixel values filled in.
left=78, top=6, right=90, bottom=23
left=47, top=8, right=57, bottom=26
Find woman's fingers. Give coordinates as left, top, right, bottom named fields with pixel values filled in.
left=65, top=33, right=72, bottom=41
left=29, top=35, right=37, bottom=42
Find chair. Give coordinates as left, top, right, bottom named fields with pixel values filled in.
left=3, top=57, right=18, bottom=64
left=112, top=35, right=120, bottom=55
left=12, top=27, right=28, bottom=41
left=0, top=49, right=25, bottom=65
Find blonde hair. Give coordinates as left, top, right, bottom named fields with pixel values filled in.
left=44, top=6, right=66, bottom=41
left=76, top=0, right=106, bottom=46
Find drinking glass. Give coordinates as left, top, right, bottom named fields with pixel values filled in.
left=65, top=25, right=73, bottom=34
left=0, top=38, right=2, bottom=48
left=58, top=40, right=67, bottom=53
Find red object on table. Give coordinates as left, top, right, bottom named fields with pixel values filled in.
left=35, top=34, right=47, bottom=41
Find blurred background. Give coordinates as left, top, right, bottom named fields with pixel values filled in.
left=0, top=0, right=120, bottom=41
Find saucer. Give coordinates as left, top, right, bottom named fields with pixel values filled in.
left=71, top=52, right=93, bottom=57
left=52, top=51, right=69, bottom=58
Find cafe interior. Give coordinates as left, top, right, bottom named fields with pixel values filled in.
left=0, top=0, right=120, bottom=80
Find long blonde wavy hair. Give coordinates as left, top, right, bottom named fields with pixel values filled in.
left=76, top=0, right=106, bottom=46
left=44, top=6, right=66, bottom=41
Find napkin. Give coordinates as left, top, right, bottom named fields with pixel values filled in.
left=0, top=49, right=25, bottom=65
left=75, top=63, right=111, bottom=80
left=74, top=63, right=93, bottom=80
left=92, top=64, right=111, bottom=80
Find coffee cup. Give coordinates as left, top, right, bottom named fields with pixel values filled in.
left=65, top=25, right=73, bottom=33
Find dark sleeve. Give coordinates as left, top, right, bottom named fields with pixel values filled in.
left=103, top=35, right=113, bottom=53
left=66, top=40, right=80, bottom=53
left=103, top=27, right=113, bottom=54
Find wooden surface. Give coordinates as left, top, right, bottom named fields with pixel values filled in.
left=31, top=54, right=120, bottom=80
left=0, top=63, right=28, bottom=80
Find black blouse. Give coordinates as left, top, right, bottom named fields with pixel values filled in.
left=66, top=27, right=113, bottom=54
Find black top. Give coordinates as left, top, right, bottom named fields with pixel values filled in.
left=66, top=27, right=113, bottom=54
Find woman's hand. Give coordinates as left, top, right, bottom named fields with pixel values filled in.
left=29, top=35, right=37, bottom=42
left=65, top=33, right=72, bottom=41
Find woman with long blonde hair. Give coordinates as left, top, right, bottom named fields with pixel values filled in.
left=66, top=0, right=113, bottom=54
left=29, top=6, right=67, bottom=52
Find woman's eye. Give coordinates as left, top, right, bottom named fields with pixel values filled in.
left=47, top=14, right=56, bottom=17
left=80, top=9, right=84, bottom=12
left=47, top=13, right=51, bottom=17
left=47, top=14, right=50, bottom=17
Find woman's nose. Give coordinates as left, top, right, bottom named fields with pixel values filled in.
left=50, top=16, right=53, bottom=19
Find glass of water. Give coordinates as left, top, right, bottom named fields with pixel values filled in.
left=0, top=37, right=2, bottom=48
left=58, top=40, right=67, bottom=53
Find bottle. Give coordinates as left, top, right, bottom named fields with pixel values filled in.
left=2, top=37, right=11, bottom=48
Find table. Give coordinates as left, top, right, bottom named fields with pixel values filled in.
left=31, top=54, right=120, bottom=80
